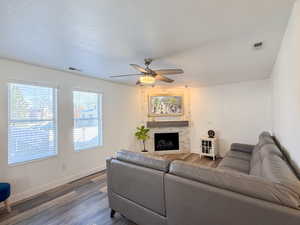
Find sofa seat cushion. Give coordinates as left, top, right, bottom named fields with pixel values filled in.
left=226, top=151, right=251, bottom=161
left=217, top=157, right=250, bottom=174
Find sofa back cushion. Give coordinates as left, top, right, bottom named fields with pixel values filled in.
left=248, top=133, right=300, bottom=208
left=116, top=150, right=171, bottom=172
left=249, top=146, right=262, bottom=176
left=170, top=160, right=300, bottom=209
left=250, top=132, right=282, bottom=177
left=261, top=154, right=299, bottom=183
left=258, top=131, right=276, bottom=145
left=261, top=154, right=300, bottom=207
left=259, top=144, right=284, bottom=159
left=250, top=144, right=284, bottom=176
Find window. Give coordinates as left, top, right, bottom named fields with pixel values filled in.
left=8, top=83, right=57, bottom=164
left=73, top=91, right=102, bottom=151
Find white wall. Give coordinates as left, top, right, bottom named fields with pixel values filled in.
left=190, top=79, right=272, bottom=156
left=0, top=59, right=140, bottom=202
left=271, top=0, right=300, bottom=167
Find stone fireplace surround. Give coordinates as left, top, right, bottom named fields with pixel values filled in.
left=146, top=121, right=190, bottom=154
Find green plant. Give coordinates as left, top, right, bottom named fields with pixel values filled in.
left=135, top=125, right=150, bottom=152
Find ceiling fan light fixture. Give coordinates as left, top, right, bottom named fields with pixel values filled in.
left=140, top=75, right=155, bottom=84
left=109, top=58, right=183, bottom=85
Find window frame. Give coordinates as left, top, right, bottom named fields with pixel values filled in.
left=72, top=89, right=103, bottom=152
left=7, top=81, right=59, bottom=165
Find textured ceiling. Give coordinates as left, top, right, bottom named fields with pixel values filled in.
left=0, top=0, right=295, bottom=86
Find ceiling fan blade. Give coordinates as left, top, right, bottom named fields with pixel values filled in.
left=155, top=74, right=174, bottom=83
left=110, top=74, right=143, bottom=78
left=154, top=69, right=184, bottom=75
left=130, top=64, right=147, bottom=73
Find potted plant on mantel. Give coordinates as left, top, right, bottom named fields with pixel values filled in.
left=135, top=125, right=150, bottom=152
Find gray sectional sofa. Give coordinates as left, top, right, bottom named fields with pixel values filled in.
left=106, top=132, right=300, bottom=225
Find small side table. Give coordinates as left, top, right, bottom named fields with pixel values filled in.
left=200, top=137, right=217, bottom=160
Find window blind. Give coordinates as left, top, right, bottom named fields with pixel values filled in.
left=8, top=83, right=57, bottom=164
left=73, top=91, right=102, bottom=151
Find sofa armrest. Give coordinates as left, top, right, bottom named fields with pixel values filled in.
left=106, top=157, right=116, bottom=192
left=231, top=143, right=255, bottom=153
left=106, top=157, right=113, bottom=187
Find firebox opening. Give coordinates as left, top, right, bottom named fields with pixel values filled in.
left=154, top=132, right=179, bottom=151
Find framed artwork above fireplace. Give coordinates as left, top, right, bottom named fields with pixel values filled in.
left=148, top=94, right=183, bottom=117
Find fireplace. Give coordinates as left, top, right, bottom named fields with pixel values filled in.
left=154, top=133, right=179, bottom=151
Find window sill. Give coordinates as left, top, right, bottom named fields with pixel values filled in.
left=74, top=144, right=104, bottom=152
left=8, top=154, right=58, bottom=167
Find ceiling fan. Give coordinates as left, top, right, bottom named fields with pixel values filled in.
left=110, top=58, right=184, bottom=85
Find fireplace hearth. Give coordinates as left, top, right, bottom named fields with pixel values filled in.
left=154, top=133, right=179, bottom=151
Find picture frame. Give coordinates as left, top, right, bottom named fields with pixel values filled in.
left=148, top=94, right=184, bottom=117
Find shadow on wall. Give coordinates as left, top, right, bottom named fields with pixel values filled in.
left=273, top=136, right=300, bottom=179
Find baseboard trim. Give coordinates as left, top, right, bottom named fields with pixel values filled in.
left=2, top=165, right=106, bottom=207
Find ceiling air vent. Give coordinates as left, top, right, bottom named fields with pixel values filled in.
left=253, top=42, right=263, bottom=50
left=68, top=67, right=81, bottom=72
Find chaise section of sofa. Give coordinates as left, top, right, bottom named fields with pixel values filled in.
left=168, top=160, right=300, bottom=209
left=166, top=161, right=300, bottom=225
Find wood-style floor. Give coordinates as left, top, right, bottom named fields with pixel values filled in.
left=0, top=171, right=136, bottom=225
left=0, top=154, right=220, bottom=225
